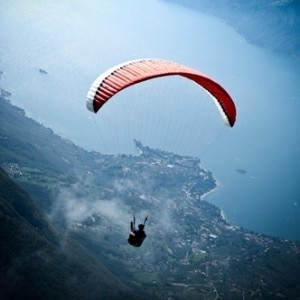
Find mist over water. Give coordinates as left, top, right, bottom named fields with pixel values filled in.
left=1, top=0, right=300, bottom=240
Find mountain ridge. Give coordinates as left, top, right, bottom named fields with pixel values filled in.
left=163, top=0, right=300, bottom=57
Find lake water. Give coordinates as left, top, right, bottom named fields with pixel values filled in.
left=1, top=0, right=300, bottom=240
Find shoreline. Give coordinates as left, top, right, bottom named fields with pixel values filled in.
left=200, top=178, right=228, bottom=222
left=200, top=178, right=221, bottom=201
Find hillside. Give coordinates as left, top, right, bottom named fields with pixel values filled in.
left=1, top=92, right=300, bottom=298
left=164, top=0, right=300, bottom=57
left=0, top=166, right=140, bottom=300
left=0, top=93, right=109, bottom=213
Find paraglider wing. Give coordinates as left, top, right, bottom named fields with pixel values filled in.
left=86, top=59, right=236, bottom=127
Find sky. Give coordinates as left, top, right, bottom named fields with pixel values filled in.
left=1, top=0, right=300, bottom=240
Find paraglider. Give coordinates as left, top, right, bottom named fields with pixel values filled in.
left=128, top=215, right=148, bottom=247
left=86, top=58, right=236, bottom=127
left=85, top=58, right=237, bottom=248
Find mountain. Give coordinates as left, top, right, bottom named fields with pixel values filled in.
left=0, top=166, right=141, bottom=300
left=1, top=91, right=300, bottom=298
left=163, top=0, right=300, bottom=57
left=0, top=92, right=109, bottom=214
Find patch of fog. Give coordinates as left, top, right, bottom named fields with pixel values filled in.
left=48, top=173, right=179, bottom=240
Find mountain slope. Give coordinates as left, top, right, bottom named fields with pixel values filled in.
left=0, top=95, right=107, bottom=213
left=0, top=166, right=140, bottom=300
left=1, top=91, right=300, bottom=298
left=164, top=0, right=300, bottom=57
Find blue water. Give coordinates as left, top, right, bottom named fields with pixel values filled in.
left=1, top=0, right=299, bottom=240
